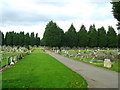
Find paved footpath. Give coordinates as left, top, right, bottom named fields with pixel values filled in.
left=46, top=51, right=119, bottom=88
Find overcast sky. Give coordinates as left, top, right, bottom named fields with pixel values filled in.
left=0, top=0, right=119, bottom=38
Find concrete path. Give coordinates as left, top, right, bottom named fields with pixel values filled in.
left=46, top=51, right=119, bottom=88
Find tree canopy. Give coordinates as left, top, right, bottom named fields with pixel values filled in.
left=77, top=25, right=88, bottom=47
left=88, top=25, right=98, bottom=47
left=42, top=21, right=64, bottom=47
left=107, top=26, right=117, bottom=48
left=98, top=27, right=107, bottom=47
left=64, top=24, right=77, bottom=47
left=1, top=21, right=118, bottom=48
left=111, top=1, right=120, bottom=29
left=1, top=31, right=40, bottom=46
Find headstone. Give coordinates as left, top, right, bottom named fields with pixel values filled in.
left=10, top=57, right=13, bottom=63
left=66, top=54, right=70, bottom=57
left=69, top=54, right=73, bottom=57
left=13, top=56, right=17, bottom=63
left=56, top=50, right=59, bottom=53
left=10, top=61, right=14, bottom=65
left=96, top=55, right=105, bottom=60
left=6, top=57, right=10, bottom=67
left=83, top=60, right=89, bottom=62
left=118, top=52, right=120, bottom=59
left=89, top=57, right=94, bottom=63
left=89, top=57, right=97, bottom=63
left=104, top=59, right=112, bottom=68
left=80, top=56, right=83, bottom=60
left=55, top=50, right=57, bottom=53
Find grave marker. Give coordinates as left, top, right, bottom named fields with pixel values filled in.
left=104, top=59, right=112, bottom=68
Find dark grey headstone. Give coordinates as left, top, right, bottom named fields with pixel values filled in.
left=96, top=56, right=105, bottom=60
left=118, top=54, right=120, bottom=59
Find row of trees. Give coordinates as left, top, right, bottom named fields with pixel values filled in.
left=0, top=31, right=40, bottom=46
left=41, top=21, right=119, bottom=48
left=0, top=21, right=119, bottom=48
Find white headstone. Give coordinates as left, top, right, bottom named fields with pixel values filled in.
left=10, top=61, right=14, bottom=65
left=55, top=50, right=57, bottom=53
left=57, top=50, right=59, bottom=53
left=66, top=51, right=68, bottom=54
left=104, top=59, right=112, bottom=68
left=10, top=57, right=13, bottom=62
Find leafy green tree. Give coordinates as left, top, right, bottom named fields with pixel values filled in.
left=62, top=33, right=67, bottom=47
left=3, top=31, right=40, bottom=46
left=98, top=27, right=107, bottom=47
left=57, top=27, right=64, bottom=47
left=88, top=24, right=98, bottom=47
left=65, top=24, right=77, bottom=47
left=40, top=38, right=46, bottom=46
left=30, top=32, right=35, bottom=46
left=77, top=25, right=88, bottom=47
left=24, top=33, right=30, bottom=45
left=35, top=33, right=40, bottom=46
left=111, top=1, right=120, bottom=29
left=0, top=31, right=2, bottom=45
left=18, top=32, right=25, bottom=46
left=118, top=34, right=120, bottom=48
left=107, top=26, right=117, bottom=48
left=5, top=32, right=8, bottom=45
left=5, top=32, right=14, bottom=46
left=43, top=21, right=64, bottom=47
left=2, top=32, right=5, bottom=45
left=13, top=32, right=19, bottom=46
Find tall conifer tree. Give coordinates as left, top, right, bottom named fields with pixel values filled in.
left=88, top=25, right=98, bottom=47
left=65, top=24, right=77, bottom=47
left=107, top=26, right=117, bottom=48
left=98, top=27, right=107, bottom=47
left=77, top=25, right=88, bottom=47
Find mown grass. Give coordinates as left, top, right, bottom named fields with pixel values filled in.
left=2, top=49, right=87, bottom=88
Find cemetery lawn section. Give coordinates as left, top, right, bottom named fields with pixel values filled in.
left=2, top=52, right=18, bottom=58
left=65, top=54, right=119, bottom=72
left=2, top=49, right=88, bottom=88
left=1, top=52, right=20, bottom=67
left=52, top=49, right=119, bottom=72
left=72, top=57, right=120, bottom=72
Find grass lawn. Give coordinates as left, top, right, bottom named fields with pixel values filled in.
left=2, top=49, right=87, bottom=88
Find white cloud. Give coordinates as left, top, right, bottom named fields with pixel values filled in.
left=0, top=0, right=119, bottom=38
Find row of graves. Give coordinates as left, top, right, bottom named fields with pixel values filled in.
left=0, top=45, right=35, bottom=72
left=52, top=47, right=119, bottom=68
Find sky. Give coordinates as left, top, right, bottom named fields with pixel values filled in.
left=0, top=0, right=119, bottom=38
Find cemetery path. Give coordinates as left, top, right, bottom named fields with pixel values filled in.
left=46, top=51, right=119, bottom=88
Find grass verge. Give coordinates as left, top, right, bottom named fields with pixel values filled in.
left=2, top=49, right=88, bottom=88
